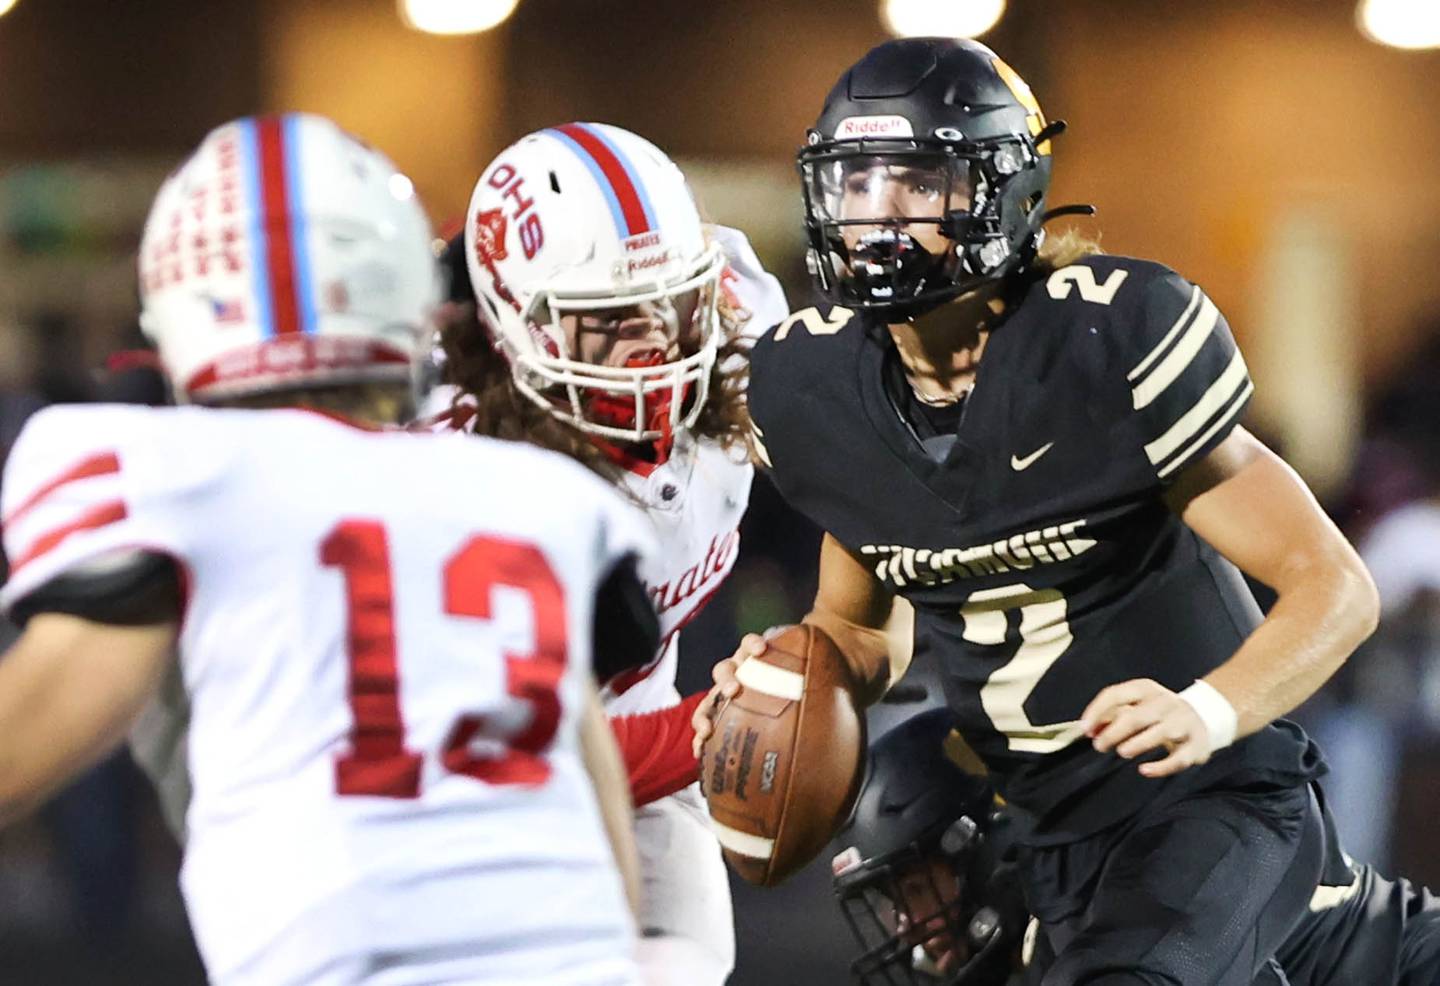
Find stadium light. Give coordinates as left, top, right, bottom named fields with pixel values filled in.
left=881, top=0, right=1006, bottom=39
left=0, top=0, right=21, bottom=18
left=399, top=0, right=520, bottom=36
left=1357, top=0, right=1440, bottom=49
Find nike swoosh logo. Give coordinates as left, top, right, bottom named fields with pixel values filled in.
left=1010, top=442, right=1054, bottom=471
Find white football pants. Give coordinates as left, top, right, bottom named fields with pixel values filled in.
left=634, top=785, right=735, bottom=986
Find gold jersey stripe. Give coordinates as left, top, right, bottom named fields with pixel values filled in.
left=1128, top=284, right=1203, bottom=383
left=1132, top=294, right=1220, bottom=410
left=1143, top=348, right=1250, bottom=468
left=1157, top=379, right=1254, bottom=479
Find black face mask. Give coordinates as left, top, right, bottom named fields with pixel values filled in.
left=798, top=133, right=1062, bottom=321
left=845, top=225, right=953, bottom=309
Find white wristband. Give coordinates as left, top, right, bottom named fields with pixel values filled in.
left=1178, top=679, right=1238, bottom=754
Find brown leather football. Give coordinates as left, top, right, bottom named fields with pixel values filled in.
left=699, top=623, right=866, bottom=887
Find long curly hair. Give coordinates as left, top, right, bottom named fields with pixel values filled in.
left=1032, top=225, right=1104, bottom=274
left=438, top=270, right=754, bottom=480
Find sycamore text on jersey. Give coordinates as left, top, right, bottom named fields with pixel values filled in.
left=859, top=519, right=1097, bottom=588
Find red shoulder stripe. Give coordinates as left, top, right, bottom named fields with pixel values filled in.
left=11, top=500, right=129, bottom=574
left=3, top=452, right=120, bottom=529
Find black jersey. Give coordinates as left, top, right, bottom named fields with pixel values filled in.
left=1281, top=865, right=1440, bottom=986
left=1278, top=790, right=1440, bottom=986
left=748, top=254, right=1321, bottom=842
left=1016, top=787, right=1440, bottom=985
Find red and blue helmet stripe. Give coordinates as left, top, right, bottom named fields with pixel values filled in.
left=545, top=123, right=660, bottom=240
left=237, top=115, right=319, bottom=337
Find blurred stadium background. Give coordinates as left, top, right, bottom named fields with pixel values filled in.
left=2, top=0, right=1439, bottom=982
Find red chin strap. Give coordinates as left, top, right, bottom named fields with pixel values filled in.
left=585, top=350, right=689, bottom=465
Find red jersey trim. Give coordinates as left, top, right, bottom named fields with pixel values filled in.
left=183, top=337, right=410, bottom=396
left=11, top=500, right=129, bottom=574
left=4, top=452, right=121, bottom=529
left=610, top=691, right=705, bottom=807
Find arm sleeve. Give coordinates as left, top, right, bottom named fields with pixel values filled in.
left=1, top=405, right=183, bottom=621
left=583, top=470, right=662, bottom=677
left=9, top=551, right=182, bottom=627
left=609, top=691, right=705, bottom=806
left=1118, top=269, right=1254, bottom=482
left=711, top=224, right=791, bottom=343
left=591, top=553, right=661, bottom=682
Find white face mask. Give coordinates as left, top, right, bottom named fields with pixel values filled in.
left=501, top=242, right=726, bottom=444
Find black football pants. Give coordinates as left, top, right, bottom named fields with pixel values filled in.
left=1022, top=781, right=1324, bottom=986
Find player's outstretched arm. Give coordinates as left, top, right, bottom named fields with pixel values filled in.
left=692, top=533, right=901, bottom=755
left=1082, top=427, right=1379, bottom=777
left=578, top=675, right=642, bottom=919
left=0, top=613, right=175, bottom=827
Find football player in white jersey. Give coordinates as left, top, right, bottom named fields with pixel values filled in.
left=432, top=123, right=789, bottom=985
left=0, top=113, right=652, bottom=986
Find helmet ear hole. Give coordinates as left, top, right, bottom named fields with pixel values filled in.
left=549, top=171, right=562, bottom=194
left=967, top=905, right=1002, bottom=949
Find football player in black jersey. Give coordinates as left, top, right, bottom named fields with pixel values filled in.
left=832, top=710, right=1440, bottom=986
left=693, top=37, right=1381, bottom=984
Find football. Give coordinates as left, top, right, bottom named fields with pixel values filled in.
left=700, top=623, right=867, bottom=887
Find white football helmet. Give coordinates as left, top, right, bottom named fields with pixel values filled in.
left=464, top=122, right=725, bottom=444
left=139, top=113, right=439, bottom=403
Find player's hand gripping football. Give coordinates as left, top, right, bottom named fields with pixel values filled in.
left=691, top=633, right=771, bottom=758
left=1080, top=678, right=1212, bottom=778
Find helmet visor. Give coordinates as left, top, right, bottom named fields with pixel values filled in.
left=807, top=152, right=977, bottom=225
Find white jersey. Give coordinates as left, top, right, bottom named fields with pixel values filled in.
left=600, top=225, right=789, bottom=717
left=602, top=433, right=752, bottom=715
left=0, top=404, right=650, bottom=986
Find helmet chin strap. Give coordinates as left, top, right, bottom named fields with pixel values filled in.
left=1040, top=203, right=1097, bottom=224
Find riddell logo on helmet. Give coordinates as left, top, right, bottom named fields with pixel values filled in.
left=484, top=161, right=544, bottom=259
left=627, top=249, right=672, bottom=276
left=834, top=115, right=915, bottom=139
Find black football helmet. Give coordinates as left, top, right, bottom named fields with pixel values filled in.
left=799, top=38, right=1065, bottom=320
left=832, top=709, right=1027, bottom=985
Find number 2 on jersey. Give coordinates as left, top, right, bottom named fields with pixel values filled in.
left=962, top=583, right=1085, bottom=754
left=321, top=520, right=567, bottom=799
